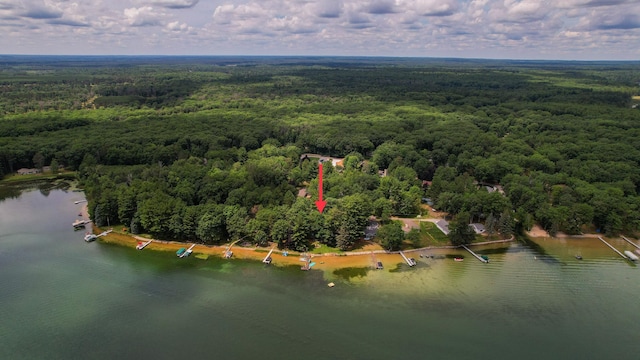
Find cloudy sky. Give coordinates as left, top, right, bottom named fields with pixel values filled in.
left=1, top=0, right=639, bottom=60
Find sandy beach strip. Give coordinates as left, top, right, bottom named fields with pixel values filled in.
left=95, top=229, right=397, bottom=269
left=93, top=225, right=515, bottom=271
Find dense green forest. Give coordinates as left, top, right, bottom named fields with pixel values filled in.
left=2, top=56, right=640, bottom=250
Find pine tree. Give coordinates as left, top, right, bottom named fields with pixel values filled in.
left=50, top=158, right=59, bottom=174
left=449, top=212, right=475, bottom=246
left=498, top=210, right=515, bottom=237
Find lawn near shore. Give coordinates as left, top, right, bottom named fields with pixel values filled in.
left=0, top=171, right=76, bottom=184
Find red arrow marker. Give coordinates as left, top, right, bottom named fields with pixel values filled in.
left=315, top=163, right=326, bottom=213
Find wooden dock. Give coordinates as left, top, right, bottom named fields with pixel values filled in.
left=621, top=236, right=640, bottom=250
left=72, top=219, right=91, bottom=228
left=461, top=245, right=489, bottom=263
left=597, top=236, right=628, bottom=259
left=399, top=251, right=416, bottom=267
left=371, top=251, right=383, bottom=269
left=180, top=244, right=196, bottom=258
left=300, top=254, right=311, bottom=270
left=300, top=253, right=316, bottom=270
left=96, top=229, right=112, bottom=238
left=263, top=246, right=275, bottom=264
left=224, top=239, right=240, bottom=259
left=136, top=239, right=152, bottom=250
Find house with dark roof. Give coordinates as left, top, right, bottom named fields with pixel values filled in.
left=470, top=223, right=485, bottom=234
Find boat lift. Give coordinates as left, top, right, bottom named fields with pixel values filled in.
left=180, top=244, right=196, bottom=258
left=263, top=245, right=276, bottom=264
left=136, top=239, right=153, bottom=250
left=399, top=251, right=416, bottom=267
left=224, top=239, right=241, bottom=259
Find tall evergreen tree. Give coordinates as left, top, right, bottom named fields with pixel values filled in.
left=449, top=212, right=475, bottom=246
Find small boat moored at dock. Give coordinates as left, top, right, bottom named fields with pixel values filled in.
left=72, top=219, right=90, bottom=229
left=301, top=261, right=316, bottom=271
left=454, top=257, right=464, bottom=262
left=136, top=240, right=153, bottom=250
left=83, top=229, right=111, bottom=242
left=399, top=251, right=416, bottom=267
left=262, top=246, right=276, bottom=264
left=624, top=251, right=639, bottom=261
left=176, top=248, right=186, bottom=257
left=182, top=246, right=194, bottom=258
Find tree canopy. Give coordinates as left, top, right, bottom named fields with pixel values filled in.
left=2, top=56, right=640, bottom=248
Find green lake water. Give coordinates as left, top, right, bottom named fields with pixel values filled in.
left=1, top=186, right=639, bottom=359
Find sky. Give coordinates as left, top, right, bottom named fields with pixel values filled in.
left=1, top=0, right=640, bottom=60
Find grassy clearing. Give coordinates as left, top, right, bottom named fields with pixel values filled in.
left=1, top=171, right=76, bottom=184
left=420, top=222, right=450, bottom=246
left=472, top=234, right=486, bottom=243
left=526, top=72, right=636, bottom=93
left=311, top=243, right=344, bottom=254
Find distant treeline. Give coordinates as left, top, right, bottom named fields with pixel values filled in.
left=1, top=57, right=639, bottom=247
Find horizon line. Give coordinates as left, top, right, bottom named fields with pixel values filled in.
left=1, top=54, right=639, bottom=63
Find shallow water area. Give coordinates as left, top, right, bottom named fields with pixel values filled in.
left=1, top=186, right=639, bottom=359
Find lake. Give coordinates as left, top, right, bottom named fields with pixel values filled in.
left=1, top=185, right=639, bottom=359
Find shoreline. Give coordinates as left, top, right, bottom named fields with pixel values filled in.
left=0, top=171, right=77, bottom=184
left=93, top=224, right=516, bottom=271
left=79, top=189, right=517, bottom=271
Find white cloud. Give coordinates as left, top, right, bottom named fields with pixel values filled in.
left=269, top=15, right=317, bottom=34
left=46, top=2, right=91, bottom=27
left=576, top=9, right=640, bottom=30
left=213, top=3, right=264, bottom=24
left=165, top=20, right=195, bottom=33
left=19, top=0, right=63, bottom=19
left=487, top=0, right=551, bottom=24
left=405, top=0, right=460, bottom=16
left=166, top=20, right=184, bottom=30
left=0, top=0, right=639, bottom=59
left=124, top=6, right=164, bottom=26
